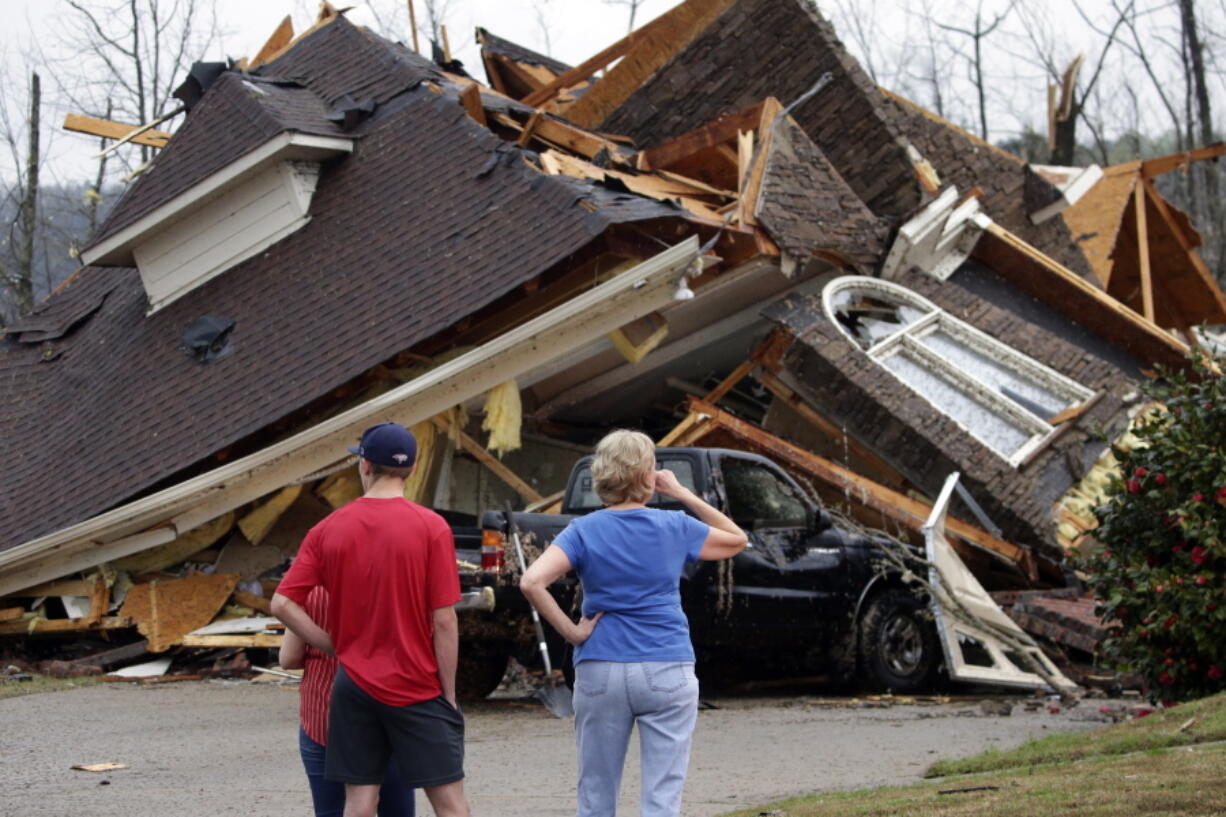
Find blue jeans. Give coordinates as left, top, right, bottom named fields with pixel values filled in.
left=298, top=727, right=415, bottom=817
left=573, top=661, right=700, bottom=817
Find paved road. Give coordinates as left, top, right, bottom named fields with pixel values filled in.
left=0, top=680, right=1099, bottom=816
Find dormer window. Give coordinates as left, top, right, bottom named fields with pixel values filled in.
left=81, top=132, right=353, bottom=313
left=825, top=276, right=1094, bottom=466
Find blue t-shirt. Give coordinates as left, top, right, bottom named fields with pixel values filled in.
left=554, top=507, right=709, bottom=664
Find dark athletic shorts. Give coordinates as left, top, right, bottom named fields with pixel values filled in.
left=325, top=666, right=465, bottom=788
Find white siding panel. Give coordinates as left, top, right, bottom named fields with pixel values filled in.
left=133, top=161, right=322, bottom=313
left=136, top=166, right=286, bottom=275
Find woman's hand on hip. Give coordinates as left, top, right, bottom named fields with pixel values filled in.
left=568, top=612, right=604, bottom=646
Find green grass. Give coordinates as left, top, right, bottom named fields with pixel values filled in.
left=0, top=673, right=101, bottom=700
left=927, top=691, right=1226, bottom=777
left=720, top=743, right=1226, bottom=817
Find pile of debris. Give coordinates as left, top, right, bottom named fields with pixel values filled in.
left=4, top=0, right=1225, bottom=692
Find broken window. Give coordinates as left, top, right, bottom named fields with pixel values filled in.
left=824, top=277, right=1094, bottom=466
left=721, top=457, right=808, bottom=530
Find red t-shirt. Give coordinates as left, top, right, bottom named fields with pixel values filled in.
left=277, top=496, right=461, bottom=707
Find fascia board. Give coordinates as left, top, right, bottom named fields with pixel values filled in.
left=0, top=238, right=701, bottom=595
left=1030, top=164, right=1105, bottom=225
left=81, top=132, right=354, bottom=267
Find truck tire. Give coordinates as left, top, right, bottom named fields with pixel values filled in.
left=857, top=587, right=940, bottom=693
left=456, top=643, right=510, bottom=701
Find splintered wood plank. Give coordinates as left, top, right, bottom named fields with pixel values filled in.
left=88, top=574, right=109, bottom=622
left=638, top=100, right=768, bottom=171
left=248, top=15, right=294, bottom=69
left=119, top=572, right=240, bottom=652
left=1139, top=142, right=1226, bottom=178
left=63, top=114, right=171, bottom=148
left=1135, top=187, right=1154, bottom=321
left=0, top=616, right=133, bottom=636
left=178, top=633, right=283, bottom=648
left=5, top=578, right=94, bottom=598
left=0, top=606, right=24, bottom=622
left=741, top=100, right=785, bottom=222
left=458, top=83, right=487, bottom=127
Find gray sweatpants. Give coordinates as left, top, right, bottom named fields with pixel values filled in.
left=572, top=661, right=700, bottom=817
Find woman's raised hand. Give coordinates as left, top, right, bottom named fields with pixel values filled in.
left=653, top=469, right=690, bottom=499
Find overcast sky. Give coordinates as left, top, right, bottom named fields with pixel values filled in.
left=2, top=0, right=1222, bottom=186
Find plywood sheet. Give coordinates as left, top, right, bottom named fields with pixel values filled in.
left=118, top=572, right=239, bottom=652
left=1060, top=170, right=1136, bottom=288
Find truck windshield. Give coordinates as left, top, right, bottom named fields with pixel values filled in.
left=722, top=457, right=809, bottom=530
left=568, top=457, right=699, bottom=513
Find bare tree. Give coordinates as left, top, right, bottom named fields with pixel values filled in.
left=933, top=0, right=1016, bottom=141
left=56, top=0, right=219, bottom=168
left=0, top=72, right=42, bottom=325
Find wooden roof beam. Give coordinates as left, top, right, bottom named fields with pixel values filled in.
left=63, top=114, right=171, bottom=149
left=247, top=15, right=294, bottom=70
left=1135, top=187, right=1155, bottom=322
left=638, top=99, right=775, bottom=171
left=1139, top=142, right=1226, bottom=178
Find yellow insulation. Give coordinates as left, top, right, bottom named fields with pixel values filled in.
left=483, top=380, right=522, bottom=456
left=402, top=419, right=438, bottom=503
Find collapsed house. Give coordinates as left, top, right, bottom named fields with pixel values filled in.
left=2, top=0, right=1223, bottom=684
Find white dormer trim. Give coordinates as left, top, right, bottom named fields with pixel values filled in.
left=82, top=132, right=353, bottom=313
left=1028, top=164, right=1104, bottom=224
left=881, top=186, right=992, bottom=281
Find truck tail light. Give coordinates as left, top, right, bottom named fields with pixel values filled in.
left=481, top=529, right=505, bottom=572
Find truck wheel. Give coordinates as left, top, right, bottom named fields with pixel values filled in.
left=857, top=587, right=940, bottom=693
left=457, top=643, right=510, bottom=701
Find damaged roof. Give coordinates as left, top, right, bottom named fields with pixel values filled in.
left=0, top=16, right=684, bottom=551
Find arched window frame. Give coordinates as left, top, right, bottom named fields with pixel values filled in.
left=823, top=276, right=1095, bottom=467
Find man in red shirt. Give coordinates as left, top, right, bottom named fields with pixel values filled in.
left=273, top=422, right=470, bottom=817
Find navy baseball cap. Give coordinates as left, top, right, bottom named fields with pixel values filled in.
left=347, top=422, right=417, bottom=468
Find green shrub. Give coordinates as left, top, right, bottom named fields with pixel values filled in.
left=1074, top=348, right=1226, bottom=702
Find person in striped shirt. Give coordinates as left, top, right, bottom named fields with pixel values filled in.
left=280, top=586, right=416, bottom=817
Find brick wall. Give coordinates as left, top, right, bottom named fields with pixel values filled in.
left=767, top=265, right=1142, bottom=554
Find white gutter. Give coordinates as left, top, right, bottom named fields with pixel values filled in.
left=0, top=239, right=701, bottom=596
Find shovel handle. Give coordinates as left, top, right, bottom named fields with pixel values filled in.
left=506, top=501, right=555, bottom=677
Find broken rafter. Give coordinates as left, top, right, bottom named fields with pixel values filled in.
left=430, top=414, right=544, bottom=503
left=458, top=83, right=486, bottom=127
left=63, top=114, right=171, bottom=149
left=248, top=15, right=294, bottom=69
left=1138, top=142, right=1226, bottom=179
left=1134, top=185, right=1155, bottom=322
left=638, top=98, right=781, bottom=172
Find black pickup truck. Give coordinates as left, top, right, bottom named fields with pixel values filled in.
left=455, top=447, right=940, bottom=698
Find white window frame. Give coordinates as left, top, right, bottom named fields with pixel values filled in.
left=823, top=276, right=1095, bottom=467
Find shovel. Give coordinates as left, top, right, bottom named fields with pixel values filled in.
left=506, top=501, right=574, bottom=718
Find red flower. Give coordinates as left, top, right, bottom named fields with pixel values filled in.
left=1218, top=486, right=1226, bottom=499
left=1164, top=615, right=1179, bottom=629
left=1208, top=603, right=1217, bottom=612
left=1129, top=480, right=1142, bottom=494
left=1209, top=665, right=1223, bottom=680
left=1135, top=467, right=1149, bottom=478
left=1146, top=554, right=1158, bottom=568
left=1155, top=584, right=1165, bottom=593
left=1193, top=493, right=1205, bottom=502
left=1197, top=575, right=1208, bottom=587
left=1172, top=543, right=1185, bottom=553
left=1139, top=628, right=1149, bottom=638
left=1176, top=578, right=1184, bottom=586
left=1189, top=661, right=1198, bottom=672
left=1155, top=473, right=1167, bottom=486
left=1158, top=671, right=1176, bottom=686
left=1165, top=657, right=1175, bottom=666
left=1192, top=546, right=1209, bottom=566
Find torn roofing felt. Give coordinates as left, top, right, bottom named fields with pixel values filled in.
left=596, top=0, right=924, bottom=219
left=755, top=117, right=889, bottom=271
left=88, top=73, right=345, bottom=249
left=0, top=17, right=684, bottom=551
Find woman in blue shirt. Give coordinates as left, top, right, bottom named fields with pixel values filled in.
left=520, top=429, right=747, bottom=817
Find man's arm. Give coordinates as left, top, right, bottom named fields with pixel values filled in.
left=432, top=605, right=460, bottom=707
left=279, top=628, right=308, bottom=670
left=271, top=593, right=334, bottom=656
